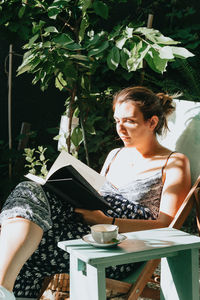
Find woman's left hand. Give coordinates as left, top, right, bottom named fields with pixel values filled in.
left=74, top=208, right=109, bottom=225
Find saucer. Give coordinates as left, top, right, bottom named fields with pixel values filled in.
left=82, top=234, right=127, bottom=248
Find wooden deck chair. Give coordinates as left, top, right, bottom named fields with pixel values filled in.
left=105, top=174, right=200, bottom=300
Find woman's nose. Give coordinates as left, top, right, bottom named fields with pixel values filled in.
left=118, top=122, right=125, bottom=131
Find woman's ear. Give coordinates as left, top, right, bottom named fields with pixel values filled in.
left=149, top=115, right=159, bottom=131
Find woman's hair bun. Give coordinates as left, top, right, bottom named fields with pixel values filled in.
left=156, top=92, right=175, bottom=117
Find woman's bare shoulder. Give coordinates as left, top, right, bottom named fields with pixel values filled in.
left=165, top=151, right=191, bottom=179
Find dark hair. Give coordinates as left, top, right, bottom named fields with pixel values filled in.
left=113, top=86, right=175, bottom=135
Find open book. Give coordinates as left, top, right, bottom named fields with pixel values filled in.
left=25, top=150, right=112, bottom=212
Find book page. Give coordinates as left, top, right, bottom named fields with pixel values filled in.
left=46, top=150, right=106, bottom=191
left=25, top=173, right=46, bottom=185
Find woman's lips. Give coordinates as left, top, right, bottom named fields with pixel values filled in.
left=120, top=136, right=130, bottom=140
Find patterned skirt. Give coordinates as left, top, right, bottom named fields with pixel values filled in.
left=0, top=181, right=153, bottom=298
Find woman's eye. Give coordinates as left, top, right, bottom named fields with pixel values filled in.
left=126, top=120, right=135, bottom=123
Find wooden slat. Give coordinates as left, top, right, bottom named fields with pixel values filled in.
left=194, top=187, right=200, bottom=236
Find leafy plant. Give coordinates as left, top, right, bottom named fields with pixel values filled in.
left=24, top=146, right=49, bottom=178
left=0, top=0, right=196, bottom=169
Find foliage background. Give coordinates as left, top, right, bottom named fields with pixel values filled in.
left=0, top=0, right=200, bottom=211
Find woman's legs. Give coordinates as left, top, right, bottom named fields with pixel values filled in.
left=0, top=218, right=43, bottom=292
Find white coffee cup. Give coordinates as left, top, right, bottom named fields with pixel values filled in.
left=91, top=224, right=119, bottom=244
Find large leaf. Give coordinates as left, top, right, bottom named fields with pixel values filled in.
left=47, top=7, right=61, bottom=19
left=156, top=45, right=174, bottom=60
left=134, top=27, right=180, bottom=45
left=120, top=48, right=131, bottom=70
left=127, top=42, right=150, bottom=71
left=88, top=41, right=109, bottom=56
left=79, top=15, right=89, bottom=42
left=116, top=36, right=127, bottom=49
left=93, top=0, right=108, bottom=20
left=52, top=33, right=74, bottom=45
left=107, top=46, right=120, bottom=70
left=28, top=34, right=39, bottom=47
left=71, top=127, right=83, bottom=147
left=171, top=47, right=194, bottom=59
left=145, top=48, right=168, bottom=74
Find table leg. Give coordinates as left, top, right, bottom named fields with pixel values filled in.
left=69, top=254, right=106, bottom=300
left=160, top=248, right=199, bottom=300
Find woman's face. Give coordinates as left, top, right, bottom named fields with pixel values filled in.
left=114, top=101, right=155, bottom=147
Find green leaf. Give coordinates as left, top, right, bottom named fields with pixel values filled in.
left=107, top=46, right=120, bottom=70
left=53, top=33, right=74, bottom=45
left=134, top=27, right=180, bottom=45
left=85, top=34, right=101, bottom=49
left=28, top=34, right=39, bottom=47
left=145, top=48, right=168, bottom=74
left=120, top=48, right=130, bottom=69
left=69, top=54, right=89, bottom=61
left=156, top=45, right=174, bottom=59
left=93, top=0, right=108, bottom=20
left=32, top=21, right=46, bottom=34
left=44, top=26, right=58, bottom=33
left=79, top=15, right=89, bottom=42
left=17, top=63, right=32, bottom=76
left=55, top=72, right=67, bottom=91
left=79, top=0, right=92, bottom=12
left=47, top=7, right=60, bottom=19
left=171, top=47, right=194, bottom=59
left=18, top=6, right=26, bottom=18
left=64, top=43, right=83, bottom=50
left=71, top=127, right=83, bottom=147
left=116, top=36, right=127, bottom=49
left=62, top=61, right=78, bottom=82
left=88, top=41, right=109, bottom=56
left=127, top=42, right=150, bottom=71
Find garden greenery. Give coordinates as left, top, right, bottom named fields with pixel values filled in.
left=0, top=0, right=195, bottom=172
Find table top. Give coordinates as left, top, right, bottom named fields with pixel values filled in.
left=58, top=228, right=200, bottom=267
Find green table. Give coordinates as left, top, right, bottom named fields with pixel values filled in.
left=58, top=228, right=200, bottom=300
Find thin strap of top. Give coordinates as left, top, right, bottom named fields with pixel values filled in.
left=161, top=151, right=176, bottom=184
left=104, top=148, right=122, bottom=176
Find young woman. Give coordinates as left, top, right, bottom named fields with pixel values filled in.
left=0, top=86, right=191, bottom=299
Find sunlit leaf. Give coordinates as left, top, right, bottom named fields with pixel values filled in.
left=116, top=36, right=127, bottom=49
left=171, top=46, right=194, bottom=59
left=44, top=26, right=58, bottom=33
left=145, top=48, right=168, bottom=73
left=134, top=27, right=180, bottom=45
left=47, top=7, right=60, bottom=19
left=55, top=72, right=67, bottom=90
left=157, top=45, right=174, bottom=59
left=28, top=34, right=39, bottom=47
